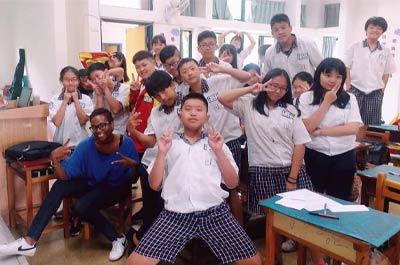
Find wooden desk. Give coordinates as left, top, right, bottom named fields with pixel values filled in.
left=0, top=103, right=49, bottom=220
left=354, top=142, right=371, bottom=170
left=357, top=165, right=400, bottom=206
left=368, top=125, right=400, bottom=142
left=261, top=195, right=400, bottom=265
left=389, top=143, right=400, bottom=166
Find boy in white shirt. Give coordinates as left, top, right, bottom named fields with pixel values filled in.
left=126, top=93, right=261, bottom=265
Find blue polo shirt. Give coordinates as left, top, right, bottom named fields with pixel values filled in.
left=61, top=136, right=138, bottom=186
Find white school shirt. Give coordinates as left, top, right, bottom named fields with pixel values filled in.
left=177, top=75, right=244, bottom=143
left=263, top=35, right=323, bottom=81
left=49, top=92, right=94, bottom=146
left=92, top=82, right=130, bottom=135
left=232, top=96, right=310, bottom=167
left=237, top=46, right=252, bottom=69
left=141, top=104, right=183, bottom=167
left=343, top=40, right=396, bottom=93
left=299, top=91, right=363, bottom=156
left=148, top=135, right=237, bottom=213
left=199, top=58, right=232, bottom=78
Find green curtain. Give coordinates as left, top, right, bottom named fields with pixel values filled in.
left=322, top=36, right=337, bottom=58
left=324, top=3, right=340, bottom=27
left=212, top=0, right=232, bottom=20
left=251, top=0, right=285, bottom=24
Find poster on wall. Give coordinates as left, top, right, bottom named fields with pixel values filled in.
left=153, top=23, right=181, bottom=48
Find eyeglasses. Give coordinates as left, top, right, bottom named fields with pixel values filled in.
left=89, top=122, right=109, bottom=133
left=199, top=43, right=216, bottom=49
left=63, top=78, right=79, bottom=83
left=164, top=60, right=181, bottom=69
left=267, top=83, right=288, bottom=93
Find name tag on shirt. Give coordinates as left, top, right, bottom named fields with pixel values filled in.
left=112, top=91, right=119, bottom=97
left=297, top=52, right=309, bottom=61
left=281, top=108, right=295, bottom=120
left=144, top=95, right=153, bottom=103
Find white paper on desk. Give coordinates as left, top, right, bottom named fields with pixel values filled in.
left=329, top=204, right=369, bottom=212
left=275, top=197, right=306, bottom=210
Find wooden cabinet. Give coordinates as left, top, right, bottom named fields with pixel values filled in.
left=0, top=101, right=49, bottom=221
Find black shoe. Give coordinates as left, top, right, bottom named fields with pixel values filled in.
left=70, top=216, right=82, bottom=237
left=125, top=227, right=137, bottom=256
left=53, top=210, right=64, bottom=221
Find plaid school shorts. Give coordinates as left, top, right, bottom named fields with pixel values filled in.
left=134, top=203, right=257, bottom=264
left=349, top=85, right=383, bottom=125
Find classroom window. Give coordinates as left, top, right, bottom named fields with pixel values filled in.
left=324, top=3, right=340, bottom=27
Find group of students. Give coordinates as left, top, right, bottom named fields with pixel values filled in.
left=0, top=12, right=396, bottom=265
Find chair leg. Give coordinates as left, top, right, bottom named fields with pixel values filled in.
left=83, top=223, right=90, bottom=240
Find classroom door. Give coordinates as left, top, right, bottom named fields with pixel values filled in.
left=126, top=26, right=146, bottom=82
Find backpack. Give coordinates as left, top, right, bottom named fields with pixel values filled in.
left=5, top=141, right=62, bottom=161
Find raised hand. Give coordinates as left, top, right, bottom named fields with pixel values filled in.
left=127, top=110, right=142, bottom=133
left=262, top=79, right=274, bottom=92
left=63, top=92, right=72, bottom=103
left=206, top=62, right=221, bottom=73
left=207, top=125, right=224, bottom=152
left=248, top=83, right=264, bottom=94
left=130, top=73, right=141, bottom=92
left=50, top=139, right=73, bottom=163
left=157, top=127, right=174, bottom=155
left=323, top=82, right=340, bottom=104
left=111, top=152, right=138, bottom=168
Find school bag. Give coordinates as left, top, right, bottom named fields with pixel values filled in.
left=5, top=141, right=62, bottom=161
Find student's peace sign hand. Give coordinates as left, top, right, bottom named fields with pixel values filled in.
left=157, top=127, right=174, bottom=155
left=262, top=79, right=274, bottom=92
left=323, top=82, right=340, bottom=104
left=127, top=110, right=142, bottom=133
left=208, top=125, right=224, bottom=152
left=130, top=73, right=141, bottom=92
left=111, top=152, right=138, bottom=168
left=50, top=139, right=73, bottom=164
left=248, top=83, right=263, bottom=95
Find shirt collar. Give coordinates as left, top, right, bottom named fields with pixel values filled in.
left=178, top=131, right=207, bottom=145
left=199, top=57, right=220, bottom=67
left=362, top=39, right=383, bottom=52
left=58, top=90, right=82, bottom=103
left=159, top=102, right=177, bottom=114
left=275, top=34, right=298, bottom=56
left=189, top=78, right=209, bottom=94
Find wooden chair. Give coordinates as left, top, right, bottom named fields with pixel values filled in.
left=363, top=130, right=390, bottom=168
left=374, top=172, right=400, bottom=264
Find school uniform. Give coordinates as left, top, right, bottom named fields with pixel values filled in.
left=49, top=91, right=94, bottom=146
left=92, top=82, right=130, bottom=135
left=237, top=46, right=252, bottom=69
left=343, top=39, right=396, bottom=125
left=199, top=57, right=232, bottom=78
left=232, top=96, right=313, bottom=215
left=134, top=134, right=257, bottom=264
left=177, top=75, right=244, bottom=166
left=263, top=34, right=323, bottom=81
left=299, top=91, right=363, bottom=200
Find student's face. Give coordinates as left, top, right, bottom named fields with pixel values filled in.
left=197, top=37, right=218, bottom=60
left=108, top=53, right=122, bottom=68
left=152, top=42, right=166, bottom=56
left=230, top=39, right=241, bottom=50
left=90, top=114, right=114, bottom=144
left=61, top=72, right=79, bottom=93
left=80, top=76, right=93, bottom=91
left=164, top=54, right=181, bottom=78
left=179, top=61, right=201, bottom=85
left=320, top=70, right=343, bottom=92
left=134, top=58, right=156, bottom=79
left=179, top=99, right=209, bottom=131
left=246, top=69, right=261, bottom=86
left=292, top=79, right=311, bottom=98
left=271, top=22, right=292, bottom=44
left=366, top=24, right=384, bottom=40
left=265, top=75, right=288, bottom=105
left=154, top=82, right=177, bottom=107
left=219, top=50, right=233, bottom=64
left=89, top=70, right=106, bottom=86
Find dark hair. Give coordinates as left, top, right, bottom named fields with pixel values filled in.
left=292, top=71, right=313, bottom=86
left=78, top=68, right=88, bottom=78
left=177, top=58, right=199, bottom=74
left=132, top=50, right=154, bottom=64
left=89, top=107, right=114, bottom=123
left=258, top=44, right=271, bottom=58
left=181, top=93, right=208, bottom=112
left=311, top=58, right=350, bottom=108
left=243, top=63, right=261, bottom=75
left=252, top=68, right=293, bottom=116
left=87, top=62, right=107, bottom=79
left=230, top=35, right=243, bottom=53
left=145, top=70, right=173, bottom=97
left=365, top=16, right=388, bottom=33
left=270, top=13, right=291, bottom=27
left=197, top=30, right=217, bottom=45
left=152, top=34, right=167, bottom=45
left=218, top=44, right=238, bottom=68
left=59, top=66, right=79, bottom=82
left=160, top=45, right=181, bottom=63
left=105, top=52, right=129, bottom=82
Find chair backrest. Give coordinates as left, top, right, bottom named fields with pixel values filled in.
left=375, top=172, right=400, bottom=211
left=365, top=130, right=390, bottom=145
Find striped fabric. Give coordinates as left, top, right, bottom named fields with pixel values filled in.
left=349, top=85, right=383, bottom=125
